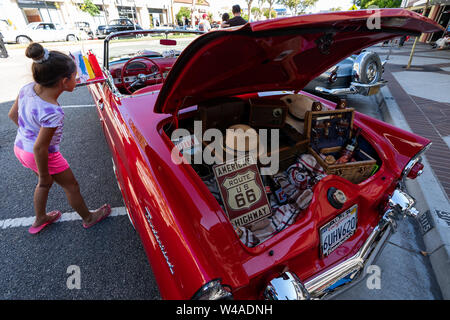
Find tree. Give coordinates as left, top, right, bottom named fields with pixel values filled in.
left=258, top=0, right=266, bottom=13
left=277, top=0, right=299, bottom=15
left=355, top=0, right=402, bottom=9
left=267, top=0, right=277, bottom=19
left=176, top=7, right=191, bottom=24
left=297, top=0, right=319, bottom=14
left=255, top=0, right=266, bottom=20
left=277, top=0, right=318, bottom=15
left=329, top=7, right=342, bottom=11
left=245, top=0, right=254, bottom=21
left=263, top=8, right=277, bottom=19
left=252, top=7, right=263, bottom=20
left=80, top=0, right=100, bottom=16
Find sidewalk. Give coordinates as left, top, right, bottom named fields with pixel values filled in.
left=372, top=42, right=450, bottom=299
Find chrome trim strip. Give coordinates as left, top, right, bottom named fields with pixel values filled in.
left=103, top=29, right=205, bottom=69
left=350, top=80, right=388, bottom=88
left=315, top=80, right=387, bottom=95
left=144, top=207, right=175, bottom=275
left=304, top=220, right=392, bottom=299
left=264, top=272, right=311, bottom=300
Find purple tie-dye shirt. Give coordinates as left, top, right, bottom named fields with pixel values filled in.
left=14, top=82, right=64, bottom=153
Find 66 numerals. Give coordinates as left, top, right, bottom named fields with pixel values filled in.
left=234, top=188, right=257, bottom=208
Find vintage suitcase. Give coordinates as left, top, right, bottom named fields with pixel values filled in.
left=197, top=97, right=247, bottom=133
left=304, top=108, right=377, bottom=184
left=248, top=97, right=288, bottom=128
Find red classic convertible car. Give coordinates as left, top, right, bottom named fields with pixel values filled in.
left=85, top=9, right=442, bottom=300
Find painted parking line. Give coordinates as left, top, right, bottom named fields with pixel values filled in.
left=61, top=104, right=95, bottom=108
left=0, top=206, right=127, bottom=230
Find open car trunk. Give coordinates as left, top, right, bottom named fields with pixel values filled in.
left=163, top=92, right=382, bottom=248
left=154, top=9, right=442, bottom=249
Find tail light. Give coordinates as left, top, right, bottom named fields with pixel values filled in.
left=401, top=143, right=431, bottom=180
left=407, top=162, right=424, bottom=179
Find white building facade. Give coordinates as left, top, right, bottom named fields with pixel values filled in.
left=0, top=0, right=175, bottom=31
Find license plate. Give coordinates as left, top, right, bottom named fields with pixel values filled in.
left=368, top=85, right=380, bottom=95
left=320, top=205, right=358, bottom=257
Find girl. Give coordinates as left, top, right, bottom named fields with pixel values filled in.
left=8, top=43, right=111, bottom=234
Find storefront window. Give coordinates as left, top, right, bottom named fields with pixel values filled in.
left=18, top=1, right=61, bottom=24
left=117, top=6, right=136, bottom=20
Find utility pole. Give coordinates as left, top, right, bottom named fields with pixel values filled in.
left=191, top=0, right=195, bottom=28
left=171, top=0, right=175, bottom=25
left=43, top=1, right=52, bottom=23
left=102, top=0, right=109, bottom=25
left=406, top=0, right=430, bottom=69
left=131, top=0, right=137, bottom=29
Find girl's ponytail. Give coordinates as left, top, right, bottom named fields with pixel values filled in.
left=26, top=42, right=76, bottom=88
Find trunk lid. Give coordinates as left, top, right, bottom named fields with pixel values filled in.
left=154, top=9, right=442, bottom=115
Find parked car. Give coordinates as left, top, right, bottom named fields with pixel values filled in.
left=0, top=19, right=12, bottom=33
left=304, top=51, right=386, bottom=96
left=2, top=22, right=89, bottom=44
left=154, top=23, right=183, bottom=30
left=83, top=9, right=441, bottom=300
left=96, top=18, right=142, bottom=38
left=74, top=21, right=93, bottom=38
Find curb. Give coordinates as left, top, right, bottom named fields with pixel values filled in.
left=376, top=86, right=450, bottom=300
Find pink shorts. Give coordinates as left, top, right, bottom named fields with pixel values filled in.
left=14, top=146, right=70, bottom=175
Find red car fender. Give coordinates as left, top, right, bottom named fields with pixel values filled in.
left=354, top=111, right=430, bottom=176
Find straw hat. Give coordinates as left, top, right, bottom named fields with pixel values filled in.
left=220, top=124, right=265, bottom=159
left=281, top=94, right=321, bottom=134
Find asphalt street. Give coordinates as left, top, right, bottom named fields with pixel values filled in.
left=0, top=86, right=160, bottom=299
left=0, top=43, right=443, bottom=300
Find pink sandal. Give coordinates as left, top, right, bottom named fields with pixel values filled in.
left=83, top=204, right=112, bottom=229
left=28, top=211, right=62, bottom=234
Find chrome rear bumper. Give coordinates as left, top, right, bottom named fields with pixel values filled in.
left=315, top=80, right=387, bottom=96
left=264, top=188, right=418, bottom=300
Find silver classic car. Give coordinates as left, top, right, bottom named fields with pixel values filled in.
left=305, top=50, right=387, bottom=96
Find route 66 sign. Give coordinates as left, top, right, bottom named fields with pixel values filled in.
left=214, top=156, right=272, bottom=228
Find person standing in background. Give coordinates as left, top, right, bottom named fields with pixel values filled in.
left=0, top=32, right=8, bottom=58
left=221, top=13, right=230, bottom=28
left=198, top=13, right=211, bottom=32
left=227, top=5, right=247, bottom=27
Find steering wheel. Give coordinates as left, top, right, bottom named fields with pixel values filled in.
left=120, top=56, right=165, bottom=94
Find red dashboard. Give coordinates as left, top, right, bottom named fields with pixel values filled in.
left=109, top=57, right=177, bottom=92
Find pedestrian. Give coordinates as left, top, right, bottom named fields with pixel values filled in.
left=0, top=31, right=8, bottom=58
left=221, top=13, right=230, bottom=28
left=8, top=43, right=111, bottom=234
left=226, top=5, right=247, bottom=27
left=198, top=13, right=211, bottom=32
left=398, top=35, right=407, bottom=47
